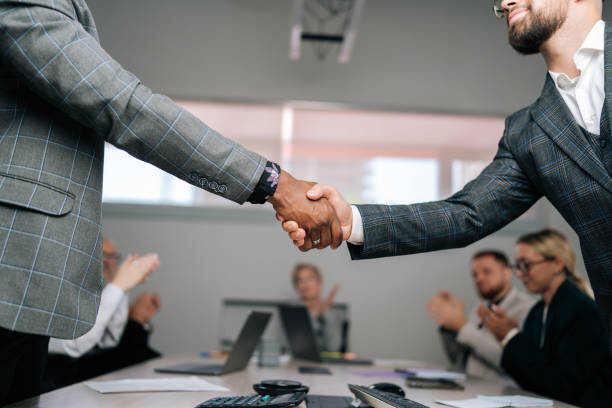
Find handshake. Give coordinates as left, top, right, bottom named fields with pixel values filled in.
left=269, top=171, right=352, bottom=251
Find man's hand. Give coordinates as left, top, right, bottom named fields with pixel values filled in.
left=310, top=284, right=340, bottom=318
left=129, top=292, right=161, bottom=325
left=426, top=290, right=467, bottom=331
left=269, top=172, right=343, bottom=250
left=111, top=253, right=160, bottom=292
left=280, top=184, right=352, bottom=250
left=477, top=304, right=518, bottom=341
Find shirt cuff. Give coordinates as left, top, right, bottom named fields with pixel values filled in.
left=247, top=161, right=280, bottom=204
left=105, top=282, right=126, bottom=298
left=501, top=327, right=520, bottom=347
left=347, top=205, right=364, bottom=245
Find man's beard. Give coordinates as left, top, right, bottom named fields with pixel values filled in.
left=508, top=5, right=567, bottom=55
left=479, top=281, right=506, bottom=300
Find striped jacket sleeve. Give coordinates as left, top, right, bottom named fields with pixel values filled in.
left=349, top=125, right=542, bottom=260
left=0, top=0, right=266, bottom=203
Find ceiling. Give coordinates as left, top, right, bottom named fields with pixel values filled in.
left=87, top=0, right=612, bottom=117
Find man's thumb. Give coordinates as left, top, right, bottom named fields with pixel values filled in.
left=307, top=184, right=325, bottom=200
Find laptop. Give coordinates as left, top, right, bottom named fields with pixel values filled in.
left=155, top=311, right=271, bottom=375
left=277, top=304, right=372, bottom=365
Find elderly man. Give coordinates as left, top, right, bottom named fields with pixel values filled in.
left=44, top=238, right=161, bottom=390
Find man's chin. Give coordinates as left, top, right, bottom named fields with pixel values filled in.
left=479, top=289, right=501, bottom=300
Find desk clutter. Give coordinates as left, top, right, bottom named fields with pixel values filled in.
left=51, top=309, right=570, bottom=408
left=196, top=381, right=430, bottom=408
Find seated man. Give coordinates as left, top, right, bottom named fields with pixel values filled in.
left=43, top=238, right=161, bottom=391
left=426, top=250, right=535, bottom=380
left=291, top=263, right=346, bottom=352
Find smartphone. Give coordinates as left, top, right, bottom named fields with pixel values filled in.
left=405, top=378, right=464, bottom=390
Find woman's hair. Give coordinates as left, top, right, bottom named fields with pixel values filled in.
left=291, top=263, right=322, bottom=287
left=517, top=229, right=592, bottom=297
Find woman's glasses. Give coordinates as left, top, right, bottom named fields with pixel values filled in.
left=512, top=257, right=554, bottom=275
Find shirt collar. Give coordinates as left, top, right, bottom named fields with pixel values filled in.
left=578, top=19, right=605, bottom=54
left=549, top=20, right=604, bottom=90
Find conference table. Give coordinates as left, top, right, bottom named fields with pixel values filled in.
left=9, top=354, right=575, bottom=407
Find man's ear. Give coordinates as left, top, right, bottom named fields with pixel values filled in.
left=504, top=266, right=513, bottom=282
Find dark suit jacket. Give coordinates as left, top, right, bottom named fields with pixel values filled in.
left=502, top=280, right=612, bottom=408
left=349, top=23, right=612, bottom=354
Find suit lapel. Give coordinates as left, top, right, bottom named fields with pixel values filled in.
left=531, top=58, right=612, bottom=193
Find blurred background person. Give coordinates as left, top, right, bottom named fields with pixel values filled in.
left=427, top=250, right=534, bottom=380
left=43, top=238, right=161, bottom=391
left=480, top=230, right=612, bottom=408
left=292, top=263, right=346, bottom=353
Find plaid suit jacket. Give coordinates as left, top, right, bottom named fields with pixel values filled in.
left=350, top=23, right=612, bottom=353
left=0, top=0, right=268, bottom=339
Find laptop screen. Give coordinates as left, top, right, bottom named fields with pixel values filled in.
left=223, top=311, right=272, bottom=373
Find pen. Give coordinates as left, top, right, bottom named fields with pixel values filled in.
left=478, top=303, right=494, bottom=329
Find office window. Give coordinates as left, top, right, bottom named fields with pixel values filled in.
left=363, top=158, right=438, bottom=204
left=102, top=101, right=504, bottom=206
left=451, top=159, right=490, bottom=195
left=103, top=146, right=195, bottom=205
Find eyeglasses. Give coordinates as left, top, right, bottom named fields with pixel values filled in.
left=493, top=0, right=506, bottom=19
left=512, top=257, right=554, bottom=275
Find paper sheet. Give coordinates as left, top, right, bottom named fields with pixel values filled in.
left=85, top=376, right=230, bottom=394
left=436, top=395, right=553, bottom=408
left=405, top=368, right=466, bottom=380
left=477, top=395, right=553, bottom=407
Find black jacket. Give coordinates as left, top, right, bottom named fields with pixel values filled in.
left=502, top=280, right=612, bottom=407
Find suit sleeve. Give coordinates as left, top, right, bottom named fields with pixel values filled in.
left=348, top=124, right=541, bottom=260
left=0, top=1, right=267, bottom=204
left=501, top=309, right=610, bottom=402
left=438, top=327, right=469, bottom=370
left=456, top=321, right=503, bottom=369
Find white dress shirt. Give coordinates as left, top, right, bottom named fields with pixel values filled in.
left=548, top=20, right=605, bottom=135
left=48, top=283, right=128, bottom=358
left=348, top=20, right=606, bottom=245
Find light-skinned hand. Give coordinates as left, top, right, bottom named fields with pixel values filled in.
left=111, top=253, right=160, bottom=293
left=129, top=292, right=161, bottom=325
left=280, top=184, right=352, bottom=250
left=307, top=284, right=340, bottom=318
left=426, top=290, right=467, bottom=331
left=269, top=172, right=343, bottom=250
left=477, top=304, right=519, bottom=341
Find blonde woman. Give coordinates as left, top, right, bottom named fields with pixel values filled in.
left=480, top=229, right=612, bottom=408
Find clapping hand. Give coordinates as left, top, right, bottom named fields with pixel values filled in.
left=129, top=292, right=161, bottom=325
left=280, top=184, right=352, bottom=250
left=309, top=284, right=340, bottom=318
left=111, top=253, right=160, bottom=292
left=426, top=290, right=467, bottom=331
left=477, top=304, right=518, bottom=341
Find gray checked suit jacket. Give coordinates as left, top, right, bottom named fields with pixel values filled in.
left=0, top=0, right=268, bottom=339
left=349, top=23, right=612, bottom=354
